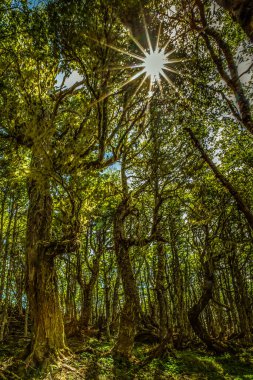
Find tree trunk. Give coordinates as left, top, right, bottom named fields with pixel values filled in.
left=188, top=261, right=226, bottom=353
left=114, top=295, right=138, bottom=358
left=230, top=252, right=253, bottom=342
left=79, top=228, right=103, bottom=330
left=169, top=216, right=187, bottom=347
left=110, top=273, right=120, bottom=334
left=113, top=242, right=141, bottom=358
left=25, top=156, right=67, bottom=365
left=0, top=197, right=15, bottom=304
left=113, top=199, right=142, bottom=358
left=80, top=285, right=93, bottom=329
left=156, top=242, right=170, bottom=341
left=102, top=251, right=112, bottom=339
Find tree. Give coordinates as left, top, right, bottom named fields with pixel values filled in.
left=214, top=0, right=253, bottom=42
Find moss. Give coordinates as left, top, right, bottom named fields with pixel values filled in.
left=1, top=339, right=253, bottom=379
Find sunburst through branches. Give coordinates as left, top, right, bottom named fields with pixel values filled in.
left=89, top=17, right=185, bottom=107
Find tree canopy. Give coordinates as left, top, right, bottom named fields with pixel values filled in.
left=0, top=0, right=253, bottom=378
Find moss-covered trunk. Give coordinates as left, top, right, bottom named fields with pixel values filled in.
left=25, top=156, right=66, bottom=365
left=113, top=199, right=142, bottom=358
left=80, top=285, right=93, bottom=329
left=188, top=261, right=226, bottom=353
left=156, top=242, right=169, bottom=341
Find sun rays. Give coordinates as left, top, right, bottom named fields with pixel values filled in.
left=87, top=16, right=185, bottom=109
left=127, top=22, right=182, bottom=96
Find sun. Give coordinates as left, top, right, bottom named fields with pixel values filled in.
left=143, top=49, right=167, bottom=83
left=88, top=19, right=184, bottom=106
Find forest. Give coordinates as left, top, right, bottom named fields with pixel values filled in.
left=0, top=0, right=253, bottom=379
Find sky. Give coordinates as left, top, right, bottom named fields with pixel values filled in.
left=55, top=71, right=84, bottom=88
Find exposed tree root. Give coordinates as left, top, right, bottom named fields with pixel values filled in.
left=135, top=329, right=160, bottom=344
left=24, top=346, right=72, bottom=370
left=1, top=345, right=74, bottom=380
left=0, top=359, right=26, bottom=380
left=0, top=367, right=22, bottom=380
left=144, top=338, right=177, bottom=363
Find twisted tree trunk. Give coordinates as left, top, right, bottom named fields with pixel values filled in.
left=113, top=199, right=142, bottom=358
left=188, top=261, right=227, bottom=353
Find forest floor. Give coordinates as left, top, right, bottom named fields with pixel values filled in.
left=0, top=335, right=253, bottom=379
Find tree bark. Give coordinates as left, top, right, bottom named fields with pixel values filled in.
left=78, top=227, right=103, bottom=330
left=113, top=199, right=142, bottom=358
left=188, top=261, right=227, bottom=353
left=80, top=284, right=94, bottom=329
left=229, top=250, right=253, bottom=342
left=167, top=213, right=188, bottom=347
left=0, top=196, right=15, bottom=305
left=110, top=273, right=120, bottom=334
left=156, top=242, right=170, bottom=341
left=25, top=155, right=67, bottom=365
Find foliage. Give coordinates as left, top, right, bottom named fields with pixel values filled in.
left=0, top=0, right=253, bottom=377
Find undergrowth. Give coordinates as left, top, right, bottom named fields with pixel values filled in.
left=0, top=336, right=253, bottom=379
